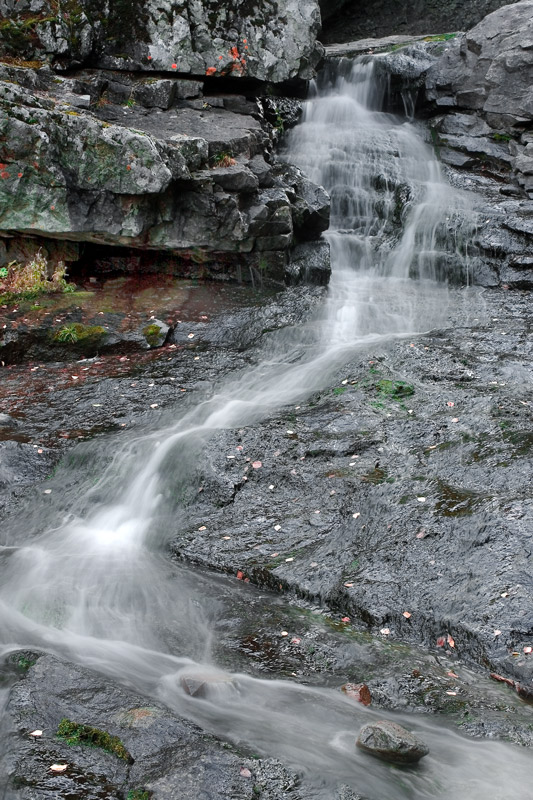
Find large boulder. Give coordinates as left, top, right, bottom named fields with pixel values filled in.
left=0, top=0, right=324, bottom=83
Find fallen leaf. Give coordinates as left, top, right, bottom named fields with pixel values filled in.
left=274, top=524, right=281, bottom=531
left=341, top=616, right=350, bottom=623
left=447, top=634, right=455, bottom=648
left=43, top=489, right=52, bottom=494
left=252, top=461, right=262, bottom=469
left=402, top=611, right=412, bottom=619
left=352, top=512, right=360, bottom=519
left=524, top=646, right=532, bottom=654
left=222, top=535, right=231, bottom=540
left=451, top=418, right=459, bottom=423
left=494, top=629, right=502, bottom=636
left=198, top=525, right=206, bottom=531
left=310, top=561, right=318, bottom=567
left=342, top=682, right=371, bottom=706
left=29, top=730, right=43, bottom=737
left=416, top=529, right=426, bottom=539
left=150, top=403, right=159, bottom=409
left=187, top=333, right=195, bottom=339
left=344, top=582, right=354, bottom=588
left=447, top=672, right=459, bottom=678
left=236, top=570, right=244, bottom=580
left=380, top=628, right=390, bottom=635
left=291, top=637, right=301, bottom=644
left=50, top=764, right=68, bottom=773
left=280, top=630, right=288, bottom=637
left=285, top=557, right=294, bottom=562
left=240, top=767, right=252, bottom=778
left=436, top=636, right=446, bottom=647
left=446, top=691, right=457, bottom=696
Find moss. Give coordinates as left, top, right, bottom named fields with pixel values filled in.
left=53, top=322, right=106, bottom=346
left=127, top=791, right=151, bottom=800
left=143, top=323, right=163, bottom=347
left=56, top=718, right=133, bottom=762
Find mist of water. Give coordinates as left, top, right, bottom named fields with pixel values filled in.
left=1, top=58, right=527, bottom=800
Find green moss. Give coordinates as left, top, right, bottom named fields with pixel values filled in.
left=56, top=718, right=133, bottom=762
left=143, top=323, right=163, bottom=347
left=53, top=322, right=106, bottom=344
left=127, top=791, right=151, bottom=800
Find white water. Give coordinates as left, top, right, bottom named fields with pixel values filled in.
left=1, top=59, right=530, bottom=799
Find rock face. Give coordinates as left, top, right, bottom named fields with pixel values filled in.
left=321, top=0, right=519, bottom=44
left=0, top=0, right=324, bottom=82
left=0, top=62, right=330, bottom=286
left=425, top=0, right=533, bottom=192
left=356, top=720, right=429, bottom=764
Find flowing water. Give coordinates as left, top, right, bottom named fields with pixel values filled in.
left=1, top=58, right=531, bottom=799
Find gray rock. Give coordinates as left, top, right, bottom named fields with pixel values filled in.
left=286, top=240, right=331, bottom=286
left=210, top=164, right=259, bottom=193
left=0, top=0, right=324, bottom=83
left=426, top=1, right=533, bottom=129
left=133, top=79, right=177, bottom=110
left=356, top=720, right=429, bottom=764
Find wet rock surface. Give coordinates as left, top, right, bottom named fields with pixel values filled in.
left=0, top=652, right=299, bottom=800
left=356, top=720, right=429, bottom=764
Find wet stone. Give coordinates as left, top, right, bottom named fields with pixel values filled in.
left=356, top=720, right=429, bottom=764
left=180, top=671, right=237, bottom=699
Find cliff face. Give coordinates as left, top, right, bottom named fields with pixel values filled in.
left=0, top=1, right=330, bottom=287
left=0, top=0, right=323, bottom=80
left=321, top=0, right=519, bottom=43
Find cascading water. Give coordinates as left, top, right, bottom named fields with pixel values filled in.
left=0, top=58, right=530, bottom=799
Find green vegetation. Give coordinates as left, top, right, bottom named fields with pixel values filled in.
left=211, top=151, right=236, bottom=168
left=53, top=322, right=106, bottom=345
left=143, top=323, right=163, bottom=346
left=491, top=132, right=512, bottom=143
left=127, top=791, right=151, bottom=800
left=56, top=718, right=133, bottom=762
left=0, top=251, right=74, bottom=303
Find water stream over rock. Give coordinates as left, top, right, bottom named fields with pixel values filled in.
left=1, top=57, right=532, bottom=799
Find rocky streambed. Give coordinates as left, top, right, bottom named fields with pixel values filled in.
left=1, top=275, right=533, bottom=799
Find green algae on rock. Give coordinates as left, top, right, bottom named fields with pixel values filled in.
left=56, top=717, right=133, bottom=762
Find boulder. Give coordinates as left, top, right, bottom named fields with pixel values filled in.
left=356, top=720, right=429, bottom=764
left=426, top=0, right=533, bottom=129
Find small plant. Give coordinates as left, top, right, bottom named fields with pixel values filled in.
left=0, top=251, right=74, bottom=302
left=127, top=791, right=151, bottom=800
left=124, top=96, right=136, bottom=108
left=56, top=718, right=133, bottom=762
left=211, top=151, right=236, bottom=168
left=55, top=324, right=79, bottom=343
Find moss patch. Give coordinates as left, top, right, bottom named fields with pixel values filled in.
left=56, top=718, right=133, bottom=762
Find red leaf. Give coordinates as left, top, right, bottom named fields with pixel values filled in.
left=236, top=570, right=244, bottom=580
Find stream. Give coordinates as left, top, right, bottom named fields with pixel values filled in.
left=1, top=57, right=532, bottom=799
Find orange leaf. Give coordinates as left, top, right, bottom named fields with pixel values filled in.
left=205, top=66, right=216, bottom=76
left=236, top=570, right=244, bottom=580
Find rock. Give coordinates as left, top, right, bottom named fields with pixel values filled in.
left=142, top=319, right=169, bottom=349
left=180, top=671, right=237, bottom=699
left=0, top=72, right=330, bottom=286
left=342, top=683, right=372, bottom=706
left=0, top=0, right=324, bottom=84
left=356, top=720, right=429, bottom=764
left=321, top=0, right=518, bottom=44
left=285, top=240, right=331, bottom=286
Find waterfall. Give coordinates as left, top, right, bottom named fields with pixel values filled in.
left=1, top=58, right=529, bottom=800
